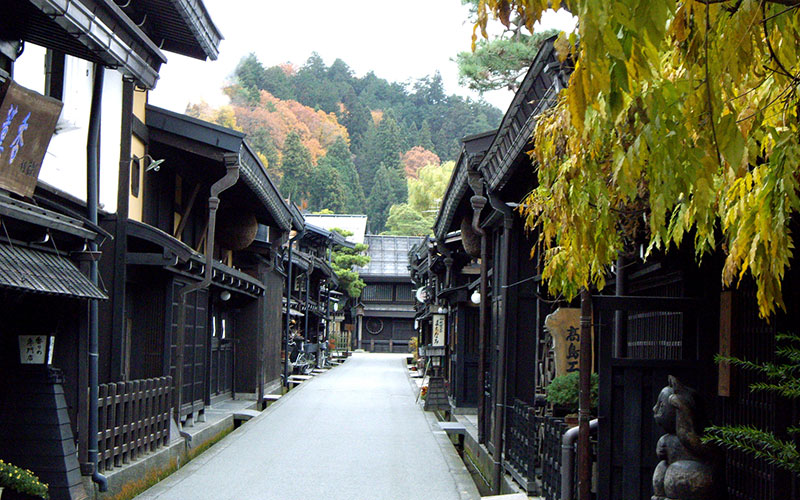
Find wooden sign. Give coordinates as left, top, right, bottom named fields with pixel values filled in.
left=18, top=335, right=55, bottom=364
left=432, top=314, right=446, bottom=346
left=0, top=80, right=63, bottom=197
left=545, top=307, right=593, bottom=376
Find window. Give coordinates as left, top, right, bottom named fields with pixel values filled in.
left=395, top=284, right=413, bottom=302
left=363, top=283, right=392, bottom=301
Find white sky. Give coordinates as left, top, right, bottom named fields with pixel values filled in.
left=149, top=1, right=576, bottom=115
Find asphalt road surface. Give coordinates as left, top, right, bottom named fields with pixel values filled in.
left=135, top=353, right=478, bottom=500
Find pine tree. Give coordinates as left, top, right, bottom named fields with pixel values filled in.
left=417, top=120, right=434, bottom=151
left=280, top=131, right=313, bottom=202
left=366, top=165, right=395, bottom=233
left=703, top=332, right=800, bottom=475
left=318, top=137, right=365, bottom=214
left=357, top=111, right=405, bottom=195
left=307, top=163, right=347, bottom=213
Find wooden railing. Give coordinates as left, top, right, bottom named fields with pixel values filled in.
left=96, top=376, right=172, bottom=472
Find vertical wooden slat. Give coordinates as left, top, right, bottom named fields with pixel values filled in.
left=107, top=382, right=117, bottom=471
left=114, top=381, right=124, bottom=468
left=93, top=377, right=176, bottom=469
left=97, top=384, right=108, bottom=472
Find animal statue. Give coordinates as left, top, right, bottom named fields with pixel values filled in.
left=652, top=375, right=719, bottom=500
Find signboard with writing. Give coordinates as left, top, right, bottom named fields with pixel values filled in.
left=432, top=313, right=446, bottom=347
left=0, top=80, right=63, bottom=197
left=544, top=308, right=594, bottom=376
left=18, top=335, right=55, bottom=364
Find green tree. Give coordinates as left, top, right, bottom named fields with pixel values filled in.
left=357, top=110, right=406, bottom=195
left=261, top=65, right=295, bottom=101
left=329, top=228, right=370, bottom=298
left=366, top=165, right=396, bottom=233
left=456, top=30, right=558, bottom=93
left=339, top=89, right=372, bottom=150
left=307, top=163, right=347, bottom=213
left=417, top=120, right=435, bottom=151
left=475, top=0, right=800, bottom=317
left=280, top=131, right=313, bottom=202
left=234, top=53, right=266, bottom=91
left=247, top=127, right=281, bottom=180
left=385, top=204, right=431, bottom=236
left=385, top=161, right=455, bottom=236
left=318, top=137, right=365, bottom=213
left=408, top=161, right=454, bottom=215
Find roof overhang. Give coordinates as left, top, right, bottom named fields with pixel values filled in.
left=0, top=242, right=107, bottom=299
left=479, top=36, right=570, bottom=192
left=146, top=105, right=292, bottom=231
left=117, top=0, right=221, bottom=61
left=4, top=0, right=169, bottom=89
left=434, top=130, right=495, bottom=240
left=126, top=219, right=264, bottom=298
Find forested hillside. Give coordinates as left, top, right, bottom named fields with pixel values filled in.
left=186, top=53, right=502, bottom=233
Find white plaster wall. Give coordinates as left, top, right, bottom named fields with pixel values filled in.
left=12, top=45, right=122, bottom=212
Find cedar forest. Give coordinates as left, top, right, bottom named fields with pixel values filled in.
left=187, top=53, right=502, bottom=235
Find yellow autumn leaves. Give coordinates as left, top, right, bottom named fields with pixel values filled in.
left=478, top=0, right=800, bottom=318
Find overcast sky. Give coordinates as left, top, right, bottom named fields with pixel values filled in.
left=149, top=1, right=576, bottom=114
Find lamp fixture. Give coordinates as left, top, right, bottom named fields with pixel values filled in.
left=437, top=306, right=445, bottom=314
left=220, top=290, right=231, bottom=301
left=132, top=154, right=165, bottom=172
left=470, top=290, right=481, bottom=304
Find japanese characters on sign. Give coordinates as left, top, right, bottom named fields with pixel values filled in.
left=432, top=313, right=446, bottom=347
left=544, top=307, right=594, bottom=377
left=0, top=80, right=63, bottom=197
left=18, top=335, right=55, bottom=364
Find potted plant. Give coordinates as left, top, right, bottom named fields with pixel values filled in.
left=545, top=372, right=599, bottom=425
left=0, top=460, right=49, bottom=499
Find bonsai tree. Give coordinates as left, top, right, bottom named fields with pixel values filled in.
left=546, top=371, right=599, bottom=415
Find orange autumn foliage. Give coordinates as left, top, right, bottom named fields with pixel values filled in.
left=229, top=90, right=349, bottom=165
left=401, top=147, right=440, bottom=179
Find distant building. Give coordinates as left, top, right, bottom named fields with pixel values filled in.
left=356, top=235, right=421, bottom=353
left=302, top=214, right=367, bottom=244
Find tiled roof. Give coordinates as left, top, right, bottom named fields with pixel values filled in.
left=303, top=214, right=368, bottom=244
left=358, top=235, right=422, bottom=278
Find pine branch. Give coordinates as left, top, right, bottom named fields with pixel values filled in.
left=704, top=425, right=800, bottom=475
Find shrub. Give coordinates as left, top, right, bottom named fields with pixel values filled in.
left=545, top=372, right=599, bottom=414
left=0, top=460, right=49, bottom=499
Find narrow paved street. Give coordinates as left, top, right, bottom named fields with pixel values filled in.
left=136, top=353, right=477, bottom=500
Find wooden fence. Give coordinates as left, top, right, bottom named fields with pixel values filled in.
left=505, top=398, right=538, bottom=491
left=96, top=376, right=172, bottom=472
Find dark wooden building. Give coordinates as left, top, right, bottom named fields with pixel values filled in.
left=357, top=235, right=420, bottom=353
left=0, top=1, right=221, bottom=498
left=98, top=105, right=296, bottom=428
left=425, top=34, right=800, bottom=500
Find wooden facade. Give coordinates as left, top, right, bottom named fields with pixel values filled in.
left=358, top=235, right=420, bottom=354
left=422, top=35, right=799, bottom=499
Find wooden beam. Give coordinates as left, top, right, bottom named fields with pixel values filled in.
left=173, top=182, right=202, bottom=239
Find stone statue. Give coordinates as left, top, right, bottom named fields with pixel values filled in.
left=652, top=375, right=719, bottom=500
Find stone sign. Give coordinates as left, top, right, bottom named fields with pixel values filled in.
left=0, top=79, right=63, bottom=197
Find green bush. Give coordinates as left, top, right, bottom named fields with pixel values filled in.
left=0, top=460, right=49, bottom=499
left=545, top=372, right=599, bottom=413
